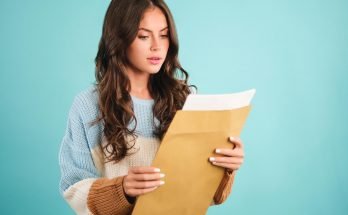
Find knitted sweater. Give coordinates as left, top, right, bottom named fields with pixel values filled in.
left=58, top=86, right=235, bottom=215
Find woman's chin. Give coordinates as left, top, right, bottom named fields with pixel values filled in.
left=146, top=67, right=162, bottom=74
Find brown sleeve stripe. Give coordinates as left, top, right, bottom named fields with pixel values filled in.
left=87, top=176, right=134, bottom=215
left=213, top=170, right=236, bottom=205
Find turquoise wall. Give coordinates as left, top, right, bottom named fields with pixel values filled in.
left=0, top=0, right=347, bottom=214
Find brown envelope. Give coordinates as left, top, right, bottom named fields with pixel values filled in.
left=132, top=106, right=251, bottom=215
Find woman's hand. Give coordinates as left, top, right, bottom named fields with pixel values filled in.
left=209, top=136, right=245, bottom=172
left=123, top=166, right=165, bottom=198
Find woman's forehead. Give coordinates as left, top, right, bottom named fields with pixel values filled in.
left=139, top=7, right=168, bottom=32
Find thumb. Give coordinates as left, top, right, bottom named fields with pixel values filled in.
left=229, top=136, right=243, bottom=149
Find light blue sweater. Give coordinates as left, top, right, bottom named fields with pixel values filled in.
left=58, top=85, right=204, bottom=214
left=58, top=85, right=162, bottom=192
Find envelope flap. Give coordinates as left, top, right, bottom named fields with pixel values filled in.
left=167, top=106, right=251, bottom=134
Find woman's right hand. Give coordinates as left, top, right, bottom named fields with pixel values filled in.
left=123, top=166, right=165, bottom=197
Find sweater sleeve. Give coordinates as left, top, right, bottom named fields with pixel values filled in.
left=87, top=176, right=134, bottom=215
left=59, top=94, right=134, bottom=215
left=210, top=169, right=236, bottom=206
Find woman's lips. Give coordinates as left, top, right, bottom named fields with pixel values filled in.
left=147, top=57, right=161, bottom=65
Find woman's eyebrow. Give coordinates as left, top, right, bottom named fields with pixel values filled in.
left=138, top=27, right=168, bottom=33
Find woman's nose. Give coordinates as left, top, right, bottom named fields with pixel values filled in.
left=150, top=38, right=161, bottom=51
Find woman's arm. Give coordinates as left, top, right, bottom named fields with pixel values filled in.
left=59, top=94, right=134, bottom=215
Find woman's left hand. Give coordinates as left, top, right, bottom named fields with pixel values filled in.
left=209, top=136, right=244, bottom=172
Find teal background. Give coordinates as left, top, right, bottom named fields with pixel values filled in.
left=0, top=0, right=347, bottom=214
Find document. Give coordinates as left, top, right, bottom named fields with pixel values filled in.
left=183, top=89, right=255, bottom=110
left=132, top=89, right=256, bottom=215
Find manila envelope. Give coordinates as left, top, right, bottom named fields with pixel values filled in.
left=132, top=105, right=251, bottom=215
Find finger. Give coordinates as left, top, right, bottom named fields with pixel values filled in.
left=215, top=148, right=244, bottom=157
left=211, top=162, right=240, bottom=171
left=228, top=136, right=243, bottom=149
left=130, top=180, right=165, bottom=189
left=128, top=186, right=159, bottom=196
left=209, top=156, right=243, bottom=164
left=132, top=173, right=165, bottom=181
left=131, top=166, right=161, bottom=174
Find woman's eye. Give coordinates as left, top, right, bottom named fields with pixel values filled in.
left=138, top=35, right=168, bottom=40
left=138, top=36, right=149, bottom=40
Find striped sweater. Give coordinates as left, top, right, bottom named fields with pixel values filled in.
left=58, top=86, right=235, bottom=215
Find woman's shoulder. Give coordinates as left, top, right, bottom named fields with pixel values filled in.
left=70, top=85, right=99, bottom=118
left=75, top=84, right=98, bottom=102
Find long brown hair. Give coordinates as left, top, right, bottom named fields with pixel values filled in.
left=94, top=0, right=196, bottom=163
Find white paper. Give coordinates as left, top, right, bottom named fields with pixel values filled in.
left=182, top=89, right=256, bottom=111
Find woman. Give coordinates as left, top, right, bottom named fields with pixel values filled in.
left=59, top=0, right=245, bottom=214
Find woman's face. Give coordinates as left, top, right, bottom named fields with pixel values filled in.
left=126, top=6, right=170, bottom=76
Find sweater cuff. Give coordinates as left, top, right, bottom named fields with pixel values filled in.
left=213, top=169, right=236, bottom=205
left=87, top=176, right=134, bottom=215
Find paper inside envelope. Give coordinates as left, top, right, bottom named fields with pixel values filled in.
left=182, top=89, right=255, bottom=110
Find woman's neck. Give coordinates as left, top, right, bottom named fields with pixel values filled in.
left=126, top=67, right=152, bottom=99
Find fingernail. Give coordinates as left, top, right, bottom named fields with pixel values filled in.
left=160, top=173, right=165, bottom=178
left=209, top=157, right=215, bottom=162
left=229, top=136, right=235, bottom=141
left=215, top=149, right=221, bottom=153
left=160, top=181, right=165, bottom=185
left=154, top=168, right=161, bottom=172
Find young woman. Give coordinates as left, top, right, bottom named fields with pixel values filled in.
left=59, top=0, right=245, bottom=214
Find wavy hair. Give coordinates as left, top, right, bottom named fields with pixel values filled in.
left=93, top=0, right=196, bottom=163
